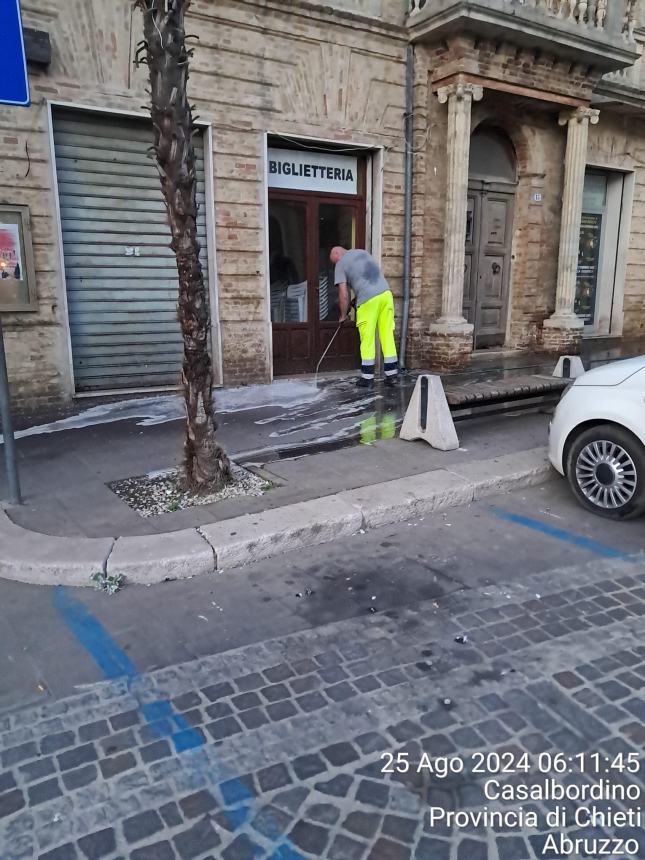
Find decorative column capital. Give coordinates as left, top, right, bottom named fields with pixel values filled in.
left=437, top=81, right=484, bottom=105
left=558, top=106, right=600, bottom=127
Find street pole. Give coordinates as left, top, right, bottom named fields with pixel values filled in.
left=0, top=315, right=22, bottom=505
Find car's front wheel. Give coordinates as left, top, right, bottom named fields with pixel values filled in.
left=566, top=424, right=645, bottom=520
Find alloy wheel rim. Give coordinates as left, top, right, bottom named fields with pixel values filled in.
left=575, top=440, right=637, bottom=510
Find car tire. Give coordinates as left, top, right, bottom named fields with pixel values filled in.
left=566, top=424, right=645, bottom=520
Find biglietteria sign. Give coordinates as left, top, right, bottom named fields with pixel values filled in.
left=267, top=148, right=357, bottom=195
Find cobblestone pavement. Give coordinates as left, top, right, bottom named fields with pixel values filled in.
left=1, top=551, right=645, bottom=860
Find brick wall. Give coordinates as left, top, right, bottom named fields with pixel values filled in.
left=0, top=97, right=73, bottom=410
left=405, top=45, right=440, bottom=369
left=2, top=0, right=645, bottom=410
left=193, top=0, right=408, bottom=384
left=0, top=0, right=407, bottom=407
left=430, top=34, right=600, bottom=103
left=309, top=0, right=407, bottom=24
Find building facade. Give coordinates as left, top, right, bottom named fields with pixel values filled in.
left=0, top=0, right=643, bottom=410
left=407, top=0, right=644, bottom=370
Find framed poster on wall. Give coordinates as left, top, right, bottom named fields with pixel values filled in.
left=0, top=204, right=37, bottom=311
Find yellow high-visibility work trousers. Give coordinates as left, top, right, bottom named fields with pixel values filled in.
left=355, top=290, right=398, bottom=380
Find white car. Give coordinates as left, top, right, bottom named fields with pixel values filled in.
left=549, top=356, right=645, bottom=519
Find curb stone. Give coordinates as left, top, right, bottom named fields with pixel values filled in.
left=0, top=511, right=113, bottom=587
left=199, top=496, right=363, bottom=569
left=0, top=447, right=553, bottom=587
left=338, top=469, right=473, bottom=528
left=106, top=527, right=216, bottom=583
left=444, top=447, right=555, bottom=499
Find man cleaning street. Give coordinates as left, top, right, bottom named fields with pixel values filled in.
left=330, top=246, right=398, bottom=387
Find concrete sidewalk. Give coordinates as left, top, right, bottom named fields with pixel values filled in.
left=1, top=378, right=551, bottom=539
left=0, top=442, right=554, bottom=587
left=0, top=373, right=557, bottom=587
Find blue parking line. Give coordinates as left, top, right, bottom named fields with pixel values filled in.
left=53, top=586, right=205, bottom=753
left=490, top=507, right=628, bottom=559
left=53, top=585, right=305, bottom=857
left=54, top=586, right=138, bottom=680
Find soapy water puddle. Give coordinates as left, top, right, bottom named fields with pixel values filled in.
left=1, top=380, right=326, bottom=442
left=2, top=376, right=415, bottom=472
left=3, top=377, right=410, bottom=454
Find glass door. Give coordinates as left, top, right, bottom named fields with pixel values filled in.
left=575, top=173, right=606, bottom=328
left=269, top=198, right=311, bottom=375
left=575, top=170, right=623, bottom=335
left=316, top=201, right=361, bottom=371
left=270, top=192, right=362, bottom=375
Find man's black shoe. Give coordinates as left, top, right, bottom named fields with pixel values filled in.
left=384, top=375, right=398, bottom=387
left=356, top=377, right=373, bottom=388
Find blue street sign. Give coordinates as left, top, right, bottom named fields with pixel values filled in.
left=0, top=0, right=30, bottom=107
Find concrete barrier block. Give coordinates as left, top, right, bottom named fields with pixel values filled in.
left=446, top=447, right=552, bottom=499
left=0, top=510, right=113, bottom=586
left=553, top=355, right=585, bottom=379
left=200, top=497, right=363, bottom=569
left=399, top=374, right=459, bottom=450
left=107, top=528, right=215, bottom=584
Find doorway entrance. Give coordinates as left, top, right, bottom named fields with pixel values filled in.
left=464, top=128, right=517, bottom=349
left=268, top=147, right=364, bottom=375
left=574, top=169, right=626, bottom=335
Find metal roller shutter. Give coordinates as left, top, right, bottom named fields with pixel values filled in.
left=52, top=109, right=210, bottom=392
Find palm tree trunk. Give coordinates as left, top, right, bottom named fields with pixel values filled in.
left=137, top=0, right=230, bottom=492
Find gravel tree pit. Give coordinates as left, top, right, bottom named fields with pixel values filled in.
left=108, top=463, right=269, bottom=517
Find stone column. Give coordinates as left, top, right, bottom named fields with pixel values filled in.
left=429, top=81, right=483, bottom=371
left=542, top=106, right=599, bottom=354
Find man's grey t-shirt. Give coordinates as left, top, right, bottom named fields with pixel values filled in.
left=334, top=249, right=390, bottom=307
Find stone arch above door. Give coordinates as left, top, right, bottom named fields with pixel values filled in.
left=470, top=107, right=549, bottom=180
left=469, top=126, right=517, bottom=185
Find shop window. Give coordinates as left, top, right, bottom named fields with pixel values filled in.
left=575, top=169, right=626, bottom=335
left=318, top=203, right=356, bottom=322
left=269, top=201, right=308, bottom=323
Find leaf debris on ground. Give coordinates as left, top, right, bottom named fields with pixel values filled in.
left=91, top=572, right=125, bottom=595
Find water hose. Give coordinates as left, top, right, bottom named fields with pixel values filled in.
left=314, top=322, right=343, bottom=386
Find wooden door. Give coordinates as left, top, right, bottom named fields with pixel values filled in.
left=463, top=189, right=514, bottom=349
left=315, top=200, right=362, bottom=372
left=270, top=192, right=362, bottom=375
left=463, top=193, right=478, bottom=329
left=269, top=196, right=311, bottom=375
